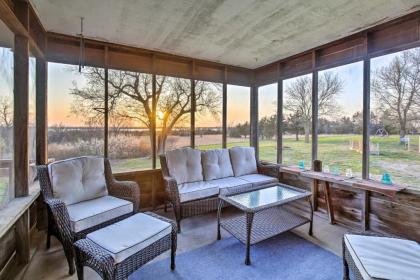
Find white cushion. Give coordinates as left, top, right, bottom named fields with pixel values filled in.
left=237, top=174, right=278, bottom=187
left=345, top=234, right=420, bottom=280
left=87, top=213, right=172, bottom=263
left=208, top=177, right=251, bottom=190
left=178, top=181, right=219, bottom=202
left=229, top=147, right=257, bottom=176
left=48, top=156, right=108, bottom=205
left=166, top=148, right=203, bottom=184
left=201, top=149, right=234, bottom=180
left=67, top=196, right=133, bottom=233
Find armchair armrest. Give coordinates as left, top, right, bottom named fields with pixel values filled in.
left=45, top=198, right=73, bottom=243
left=257, top=161, right=280, bottom=178
left=163, top=176, right=180, bottom=205
left=108, top=180, right=140, bottom=212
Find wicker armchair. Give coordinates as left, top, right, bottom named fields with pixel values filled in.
left=37, top=157, right=140, bottom=275
left=160, top=147, right=280, bottom=233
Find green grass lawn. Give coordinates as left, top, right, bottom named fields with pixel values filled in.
left=110, top=134, right=420, bottom=189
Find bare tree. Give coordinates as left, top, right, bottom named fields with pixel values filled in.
left=284, top=72, right=343, bottom=143
left=70, top=68, right=221, bottom=155
left=372, top=49, right=420, bottom=139
left=0, top=97, right=13, bottom=128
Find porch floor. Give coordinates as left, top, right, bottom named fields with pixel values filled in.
left=15, top=208, right=348, bottom=280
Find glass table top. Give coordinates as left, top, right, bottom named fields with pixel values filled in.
left=227, top=185, right=305, bottom=209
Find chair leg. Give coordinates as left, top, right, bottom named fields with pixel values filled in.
left=75, top=262, right=84, bottom=280
left=46, top=232, right=51, bottom=249
left=343, top=257, right=350, bottom=280
left=170, top=244, right=176, bottom=270
left=63, top=246, right=75, bottom=275
left=176, top=219, right=181, bottom=234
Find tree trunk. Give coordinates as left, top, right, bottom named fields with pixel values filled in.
left=295, top=130, right=299, bottom=141
left=304, top=122, right=310, bottom=143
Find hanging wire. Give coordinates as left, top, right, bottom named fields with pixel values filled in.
left=78, top=17, right=85, bottom=73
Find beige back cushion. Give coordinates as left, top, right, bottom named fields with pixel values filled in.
left=166, top=148, right=203, bottom=184
left=48, top=157, right=108, bottom=205
left=229, top=147, right=258, bottom=177
left=201, top=149, right=234, bottom=180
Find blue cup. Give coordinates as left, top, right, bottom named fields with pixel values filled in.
left=332, top=165, right=339, bottom=176
left=382, top=173, right=392, bottom=185
left=298, top=160, right=305, bottom=170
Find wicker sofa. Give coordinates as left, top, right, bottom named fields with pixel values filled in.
left=160, top=146, right=279, bottom=232
left=37, top=156, right=140, bottom=275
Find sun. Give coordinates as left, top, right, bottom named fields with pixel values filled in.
left=157, top=110, right=165, bottom=119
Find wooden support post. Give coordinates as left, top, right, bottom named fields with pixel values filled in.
left=151, top=74, right=157, bottom=168
left=311, top=70, right=318, bottom=165
left=14, top=34, right=29, bottom=197
left=222, top=67, right=227, bottom=148
left=104, top=47, right=109, bottom=158
left=14, top=0, right=29, bottom=197
left=362, top=59, right=370, bottom=179
left=312, top=160, right=322, bottom=211
left=15, top=210, right=30, bottom=265
left=250, top=85, right=258, bottom=157
left=35, top=58, right=47, bottom=165
left=277, top=80, right=283, bottom=163
left=361, top=190, right=370, bottom=231
left=190, top=79, right=196, bottom=148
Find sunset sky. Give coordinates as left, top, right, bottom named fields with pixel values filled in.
left=44, top=53, right=396, bottom=128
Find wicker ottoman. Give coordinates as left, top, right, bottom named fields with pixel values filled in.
left=74, top=212, right=177, bottom=280
left=343, top=233, right=420, bottom=280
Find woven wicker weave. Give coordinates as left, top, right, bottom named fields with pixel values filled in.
left=74, top=212, right=177, bottom=280
left=159, top=153, right=280, bottom=233
left=37, top=158, right=140, bottom=275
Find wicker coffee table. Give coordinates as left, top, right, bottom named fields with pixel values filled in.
left=217, top=183, right=313, bottom=265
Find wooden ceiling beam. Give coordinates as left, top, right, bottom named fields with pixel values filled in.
left=0, top=0, right=45, bottom=58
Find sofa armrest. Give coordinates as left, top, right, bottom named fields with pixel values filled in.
left=257, top=161, right=280, bottom=178
left=45, top=198, right=73, bottom=242
left=108, top=180, right=140, bottom=212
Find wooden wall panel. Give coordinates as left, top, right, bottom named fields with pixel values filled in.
left=317, top=36, right=366, bottom=69
left=279, top=172, right=420, bottom=241
left=113, top=169, right=165, bottom=210
left=45, top=33, right=252, bottom=87
left=369, top=18, right=419, bottom=55
left=108, top=49, right=152, bottom=73
left=255, top=63, right=278, bottom=86
left=47, top=37, right=105, bottom=67
left=281, top=52, right=313, bottom=79
left=0, top=228, right=15, bottom=273
left=226, top=66, right=252, bottom=86
left=155, top=55, right=192, bottom=80
left=194, top=63, right=224, bottom=83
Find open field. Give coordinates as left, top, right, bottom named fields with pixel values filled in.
left=110, top=134, right=420, bottom=189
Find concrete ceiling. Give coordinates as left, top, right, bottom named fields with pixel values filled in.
left=30, top=0, right=420, bottom=69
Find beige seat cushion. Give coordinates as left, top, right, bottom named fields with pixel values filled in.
left=201, top=149, right=234, bottom=180
left=344, top=234, right=420, bottom=280
left=237, top=174, right=278, bottom=187
left=208, top=177, right=251, bottom=193
left=178, top=181, right=219, bottom=202
left=87, top=213, right=172, bottom=263
left=48, top=156, right=108, bottom=205
left=166, top=148, right=203, bottom=184
left=229, top=147, right=258, bottom=177
left=67, top=196, right=133, bottom=233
